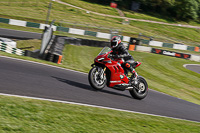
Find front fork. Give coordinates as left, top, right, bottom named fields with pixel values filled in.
left=131, top=69, right=138, bottom=85
left=134, top=71, right=138, bottom=85
left=95, top=66, right=106, bottom=80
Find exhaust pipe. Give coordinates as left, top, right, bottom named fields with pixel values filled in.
left=113, top=84, right=133, bottom=91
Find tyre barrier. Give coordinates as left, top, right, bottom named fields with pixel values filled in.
left=0, top=42, right=24, bottom=56
left=45, top=52, right=63, bottom=64
left=24, top=36, right=110, bottom=64
left=46, top=36, right=110, bottom=48
left=24, top=50, right=63, bottom=64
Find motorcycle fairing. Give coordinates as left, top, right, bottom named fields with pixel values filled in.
left=93, top=48, right=129, bottom=88
left=105, top=60, right=129, bottom=88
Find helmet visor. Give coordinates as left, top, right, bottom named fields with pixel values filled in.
left=111, top=41, right=118, bottom=48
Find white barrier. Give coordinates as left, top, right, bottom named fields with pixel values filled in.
left=149, top=41, right=163, bottom=47
left=96, top=32, right=111, bottom=39
left=136, top=45, right=152, bottom=52
left=190, top=55, right=200, bottom=62
left=122, top=36, right=130, bottom=42
left=69, top=28, right=85, bottom=35
left=9, top=19, right=26, bottom=27
left=173, top=44, right=187, bottom=50
left=39, top=24, right=57, bottom=31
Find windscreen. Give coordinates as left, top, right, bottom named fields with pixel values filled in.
left=98, top=47, right=111, bottom=55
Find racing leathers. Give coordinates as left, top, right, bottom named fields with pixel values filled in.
left=110, top=43, right=137, bottom=76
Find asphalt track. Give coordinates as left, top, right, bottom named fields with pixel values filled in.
left=0, top=28, right=41, bottom=40
left=184, top=64, right=200, bottom=74
left=0, top=56, right=200, bottom=123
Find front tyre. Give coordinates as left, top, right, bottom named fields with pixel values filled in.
left=129, top=76, right=148, bottom=100
left=88, top=67, right=106, bottom=90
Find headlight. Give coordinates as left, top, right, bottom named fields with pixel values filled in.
left=97, top=58, right=105, bottom=61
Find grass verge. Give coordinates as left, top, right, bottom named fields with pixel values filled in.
left=0, top=95, right=200, bottom=133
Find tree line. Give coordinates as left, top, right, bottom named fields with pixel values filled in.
left=138, top=0, right=200, bottom=22
left=83, top=0, right=200, bottom=22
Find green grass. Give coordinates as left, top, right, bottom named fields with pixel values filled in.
left=60, top=0, right=119, bottom=16
left=17, top=39, right=41, bottom=51
left=124, top=10, right=175, bottom=23
left=0, top=95, right=200, bottom=133
left=0, top=0, right=200, bottom=46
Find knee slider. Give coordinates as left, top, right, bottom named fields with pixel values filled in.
left=125, top=63, right=131, bottom=68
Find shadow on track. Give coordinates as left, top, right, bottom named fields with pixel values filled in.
left=52, top=76, right=132, bottom=99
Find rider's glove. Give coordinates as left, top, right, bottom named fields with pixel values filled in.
left=118, top=55, right=124, bottom=58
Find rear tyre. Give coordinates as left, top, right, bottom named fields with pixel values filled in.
left=129, top=76, right=148, bottom=100
left=88, top=67, right=106, bottom=90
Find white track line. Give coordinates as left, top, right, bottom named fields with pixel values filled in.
left=1, top=55, right=200, bottom=123
left=0, top=93, right=199, bottom=123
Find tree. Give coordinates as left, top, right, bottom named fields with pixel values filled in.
left=138, top=0, right=175, bottom=14
left=83, top=0, right=200, bottom=22
left=174, top=0, right=199, bottom=21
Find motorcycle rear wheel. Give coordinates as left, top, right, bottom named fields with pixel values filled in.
left=129, top=76, right=148, bottom=100
left=88, top=67, right=106, bottom=90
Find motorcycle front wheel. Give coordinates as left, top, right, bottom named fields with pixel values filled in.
left=88, top=67, right=106, bottom=90
left=129, top=76, right=148, bottom=100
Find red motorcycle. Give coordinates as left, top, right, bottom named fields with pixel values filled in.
left=88, top=47, right=148, bottom=99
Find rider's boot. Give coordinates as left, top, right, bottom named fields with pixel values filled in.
left=132, top=61, right=138, bottom=69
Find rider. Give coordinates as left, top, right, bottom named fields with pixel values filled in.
left=109, top=36, right=138, bottom=78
